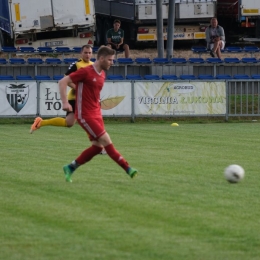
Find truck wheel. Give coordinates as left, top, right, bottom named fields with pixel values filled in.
left=103, top=19, right=112, bottom=44
left=95, top=17, right=104, bottom=46
left=0, top=31, right=4, bottom=49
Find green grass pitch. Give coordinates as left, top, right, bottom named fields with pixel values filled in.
left=1, top=122, right=260, bottom=260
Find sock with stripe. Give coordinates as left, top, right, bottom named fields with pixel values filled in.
left=104, top=143, right=129, bottom=171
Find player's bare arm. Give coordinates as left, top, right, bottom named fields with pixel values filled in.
left=59, top=75, right=73, bottom=111
left=68, top=82, right=76, bottom=89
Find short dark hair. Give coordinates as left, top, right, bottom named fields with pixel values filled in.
left=81, top=44, right=92, bottom=52
left=113, top=19, right=121, bottom=25
left=97, top=46, right=115, bottom=59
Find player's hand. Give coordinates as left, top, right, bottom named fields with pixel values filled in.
left=62, top=101, right=72, bottom=112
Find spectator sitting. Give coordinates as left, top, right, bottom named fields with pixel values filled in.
left=106, top=19, right=130, bottom=58
left=205, top=17, right=225, bottom=59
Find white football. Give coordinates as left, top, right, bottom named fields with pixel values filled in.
left=224, top=164, right=245, bottom=183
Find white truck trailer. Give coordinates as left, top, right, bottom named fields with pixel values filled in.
left=94, top=0, right=217, bottom=47
left=217, top=0, right=260, bottom=42
left=9, top=0, right=96, bottom=49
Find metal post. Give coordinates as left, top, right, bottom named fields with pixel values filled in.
left=156, top=0, right=164, bottom=58
left=166, top=0, right=175, bottom=60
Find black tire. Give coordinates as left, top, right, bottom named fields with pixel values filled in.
left=103, top=19, right=112, bottom=45
left=95, top=17, right=112, bottom=46
left=0, top=30, right=4, bottom=49
left=95, top=17, right=104, bottom=46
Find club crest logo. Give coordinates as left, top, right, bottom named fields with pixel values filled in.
left=6, top=84, right=29, bottom=112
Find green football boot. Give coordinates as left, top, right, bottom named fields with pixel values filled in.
left=63, top=165, right=74, bottom=183
left=127, top=167, right=138, bottom=178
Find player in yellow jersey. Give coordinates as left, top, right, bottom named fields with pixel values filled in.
left=30, top=44, right=93, bottom=131
left=30, top=45, right=107, bottom=154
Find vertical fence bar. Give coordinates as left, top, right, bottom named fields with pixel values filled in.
left=225, top=81, right=229, bottom=121
left=131, top=81, right=135, bottom=123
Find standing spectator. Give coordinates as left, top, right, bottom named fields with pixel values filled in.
left=106, top=19, right=130, bottom=58
left=205, top=17, right=225, bottom=59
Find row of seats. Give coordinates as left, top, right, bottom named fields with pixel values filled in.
left=1, top=74, right=260, bottom=81
left=107, top=74, right=260, bottom=80
left=0, top=57, right=80, bottom=65
left=3, top=45, right=259, bottom=55
left=0, top=75, right=64, bottom=80
left=192, top=46, right=260, bottom=54
left=1, top=46, right=99, bottom=54
left=2, top=57, right=260, bottom=65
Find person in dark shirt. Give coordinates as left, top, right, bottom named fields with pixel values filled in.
left=106, top=19, right=130, bottom=58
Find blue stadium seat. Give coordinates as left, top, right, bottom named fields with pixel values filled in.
left=161, top=74, right=178, bottom=80
left=106, top=75, right=124, bottom=80
left=223, top=46, right=243, bottom=53
left=153, top=58, right=169, bottom=64
left=198, top=74, right=214, bottom=80
left=171, top=58, right=187, bottom=64
left=37, top=47, right=53, bottom=53
left=191, top=46, right=208, bottom=52
left=63, top=58, right=78, bottom=64
left=0, top=58, right=7, bottom=64
left=27, top=58, right=44, bottom=64
left=241, top=58, right=258, bottom=63
left=1, top=46, right=17, bottom=53
left=191, top=46, right=209, bottom=56
left=0, top=75, right=14, bottom=80
left=126, top=74, right=143, bottom=80
left=143, top=75, right=160, bottom=80
left=9, top=58, right=26, bottom=64
left=206, top=58, right=223, bottom=63
left=188, top=58, right=205, bottom=63
left=224, top=58, right=240, bottom=63
left=18, top=47, right=36, bottom=53
left=251, top=74, right=260, bottom=79
left=216, top=74, right=232, bottom=79
left=16, top=75, right=33, bottom=80
left=135, top=58, right=152, bottom=64
left=243, top=46, right=259, bottom=53
left=92, top=46, right=99, bottom=53
left=72, top=47, right=82, bottom=53
left=35, top=75, right=51, bottom=80
left=90, top=58, right=96, bottom=62
left=53, top=75, right=64, bottom=80
left=233, top=74, right=250, bottom=79
left=180, top=74, right=197, bottom=80
left=54, top=47, right=72, bottom=53
left=117, top=58, right=134, bottom=64
left=45, top=58, right=62, bottom=64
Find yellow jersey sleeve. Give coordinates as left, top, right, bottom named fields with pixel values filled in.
left=66, top=60, right=93, bottom=101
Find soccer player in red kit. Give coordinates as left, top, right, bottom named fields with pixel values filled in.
left=59, top=46, right=138, bottom=182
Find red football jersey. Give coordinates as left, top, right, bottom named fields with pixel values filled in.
left=69, top=65, right=106, bottom=119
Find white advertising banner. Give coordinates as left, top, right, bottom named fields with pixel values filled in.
left=135, top=81, right=226, bottom=115
left=101, top=82, right=132, bottom=116
left=39, top=81, right=132, bottom=117
left=0, top=81, right=37, bottom=116
left=39, top=82, right=67, bottom=116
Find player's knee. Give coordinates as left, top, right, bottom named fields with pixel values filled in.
left=65, top=119, right=75, bottom=127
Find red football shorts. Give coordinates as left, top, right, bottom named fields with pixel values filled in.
left=77, top=117, right=106, bottom=141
